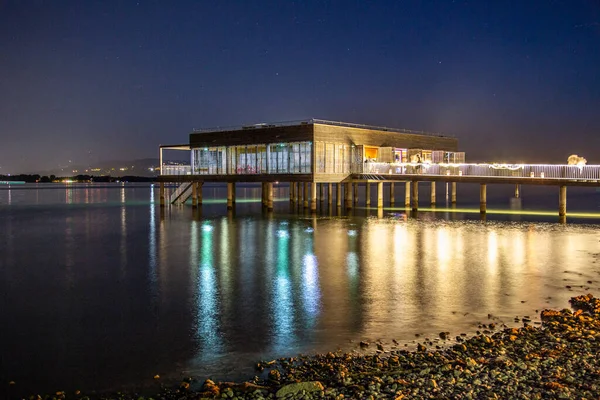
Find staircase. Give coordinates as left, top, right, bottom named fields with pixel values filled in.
left=170, top=182, right=193, bottom=205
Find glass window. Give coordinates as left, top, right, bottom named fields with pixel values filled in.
left=257, top=144, right=267, bottom=173
left=316, top=142, right=325, bottom=173
left=325, top=143, right=334, bottom=173
left=335, top=144, right=344, bottom=173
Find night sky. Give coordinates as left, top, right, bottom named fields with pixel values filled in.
left=1, top=1, right=599, bottom=173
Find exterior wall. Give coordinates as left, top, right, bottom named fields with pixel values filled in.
left=190, top=124, right=313, bottom=147
left=181, top=122, right=459, bottom=181
left=313, top=124, right=458, bottom=151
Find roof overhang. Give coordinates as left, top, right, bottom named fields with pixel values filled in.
left=159, top=144, right=190, bottom=150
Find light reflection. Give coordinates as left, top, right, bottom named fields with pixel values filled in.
left=148, top=186, right=157, bottom=289
left=347, top=251, right=359, bottom=279
left=302, top=254, right=321, bottom=318
left=195, top=222, right=222, bottom=353
left=120, top=197, right=127, bottom=278
left=435, top=227, right=452, bottom=272
left=218, top=217, right=232, bottom=318
left=301, top=224, right=321, bottom=327
left=65, top=186, right=73, bottom=204
left=272, top=224, right=295, bottom=351
left=487, top=231, right=498, bottom=273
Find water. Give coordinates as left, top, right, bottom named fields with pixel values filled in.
left=1, top=183, right=600, bottom=395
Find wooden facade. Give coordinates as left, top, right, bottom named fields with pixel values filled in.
left=312, top=123, right=457, bottom=151
left=184, top=121, right=460, bottom=183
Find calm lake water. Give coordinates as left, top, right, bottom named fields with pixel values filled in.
left=1, top=183, right=599, bottom=395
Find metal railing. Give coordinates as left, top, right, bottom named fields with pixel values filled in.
left=358, top=163, right=600, bottom=181
left=192, top=118, right=451, bottom=138
left=162, top=165, right=192, bottom=176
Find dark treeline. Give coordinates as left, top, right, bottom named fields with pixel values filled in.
left=0, top=174, right=157, bottom=183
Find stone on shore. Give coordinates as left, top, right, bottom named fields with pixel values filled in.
left=275, top=381, right=324, bottom=398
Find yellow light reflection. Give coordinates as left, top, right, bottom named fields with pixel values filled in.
left=487, top=231, right=498, bottom=274
left=435, top=227, right=452, bottom=272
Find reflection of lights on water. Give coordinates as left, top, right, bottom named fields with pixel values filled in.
left=348, top=230, right=357, bottom=237
left=487, top=231, right=498, bottom=273
left=272, top=226, right=294, bottom=351
left=195, top=223, right=222, bottom=352
left=347, top=252, right=359, bottom=278
left=277, top=230, right=290, bottom=239
left=302, top=254, right=321, bottom=317
left=202, top=224, right=213, bottom=232
left=436, top=228, right=452, bottom=271
left=305, top=227, right=314, bottom=233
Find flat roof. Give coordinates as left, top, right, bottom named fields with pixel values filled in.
left=159, top=144, right=190, bottom=150
left=192, top=118, right=452, bottom=138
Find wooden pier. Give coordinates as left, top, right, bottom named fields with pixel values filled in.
left=158, top=120, right=599, bottom=220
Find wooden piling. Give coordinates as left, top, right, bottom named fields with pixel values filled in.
left=559, top=185, right=567, bottom=218
left=311, top=182, right=317, bottom=212
left=411, top=181, right=419, bottom=211
left=303, top=182, right=309, bottom=208
left=267, top=182, right=274, bottom=211
left=159, top=182, right=165, bottom=207
left=480, top=183, right=487, bottom=214
left=227, top=182, right=234, bottom=210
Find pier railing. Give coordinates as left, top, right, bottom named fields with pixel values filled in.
left=162, top=165, right=192, bottom=175
left=360, top=163, right=600, bottom=181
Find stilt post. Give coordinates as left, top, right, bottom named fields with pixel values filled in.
left=311, top=182, right=317, bottom=212
left=227, top=182, right=234, bottom=210
left=267, top=182, right=274, bottom=211
left=191, top=181, right=198, bottom=208
left=451, top=182, right=457, bottom=204
left=559, top=185, right=567, bottom=218
left=159, top=182, right=165, bottom=207
left=411, top=181, right=419, bottom=211
left=303, top=182, right=309, bottom=208
left=480, top=183, right=487, bottom=214
left=345, top=182, right=352, bottom=209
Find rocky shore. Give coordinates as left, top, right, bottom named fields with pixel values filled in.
left=12, top=294, right=600, bottom=399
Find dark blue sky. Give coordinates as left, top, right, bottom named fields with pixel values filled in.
left=1, top=1, right=599, bottom=173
